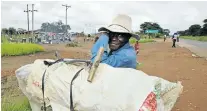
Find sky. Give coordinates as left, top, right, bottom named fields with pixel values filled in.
left=1, top=1, right=207, bottom=34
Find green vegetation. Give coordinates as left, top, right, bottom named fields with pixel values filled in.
left=139, top=39, right=155, bottom=43
left=140, top=22, right=168, bottom=35
left=1, top=75, right=32, bottom=111
left=1, top=36, right=9, bottom=43
left=178, top=19, right=207, bottom=36
left=66, top=42, right=81, bottom=47
left=1, top=34, right=33, bottom=44
left=180, top=36, right=207, bottom=42
left=136, top=63, right=143, bottom=70
left=1, top=43, right=44, bottom=56
left=1, top=96, right=31, bottom=111
left=41, top=20, right=70, bottom=33
left=130, top=38, right=155, bottom=44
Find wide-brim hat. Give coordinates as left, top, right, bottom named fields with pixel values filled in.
left=98, top=14, right=140, bottom=40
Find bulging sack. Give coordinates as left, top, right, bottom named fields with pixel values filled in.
left=16, top=59, right=183, bottom=111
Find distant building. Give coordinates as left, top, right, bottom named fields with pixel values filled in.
left=23, top=29, right=41, bottom=34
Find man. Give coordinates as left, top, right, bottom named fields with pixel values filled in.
left=177, top=34, right=180, bottom=42
left=91, top=14, right=140, bottom=69
left=164, top=35, right=167, bottom=42
left=172, top=33, right=178, bottom=48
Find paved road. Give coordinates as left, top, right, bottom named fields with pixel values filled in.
left=177, top=38, right=207, bottom=58
left=179, top=38, right=207, bottom=48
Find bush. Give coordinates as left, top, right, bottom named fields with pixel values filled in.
left=1, top=36, right=9, bottom=43
left=139, top=39, right=155, bottom=43
left=130, top=38, right=155, bottom=44
left=180, top=36, right=207, bottom=42
left=1, top=34, right=33, bottom=43
left=1, top=43, right=44, bottom=56
left=66, top=42, right=80, bottom=47
left=155, top=33, right=163, bottom=38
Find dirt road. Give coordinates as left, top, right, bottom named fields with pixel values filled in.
left=138, top=41, right=207, bottom=111
left=1, top=37, right=207, bottom=111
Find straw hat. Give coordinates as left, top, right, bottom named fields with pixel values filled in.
left=98, top=14, right=140, bottom=40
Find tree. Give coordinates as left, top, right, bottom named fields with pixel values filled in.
left=152, top=23, right=161, bottom=29
left=177, top=18, right=207, bottom=36
left=188, top=24, right=201, bottom=36
left=40, top=20, right=71, bottom=33
left=140, top=22, right=163, bottom=34
left=56, top=20, right=64, bottom=33
left=201, top=19, right=207, bottom=35
left=177, top=31, right=184, bottom=36
left=177, top=29, right=189, bottom=36
left=8, top=27, right=16, bottom=35
left=41, top=22, right=50, bottom=32
left=17, top=28, right=26, bottom=34
left=163, top=29, right=170, bottom=36
left=184, top=30, right=190, bottom=35
left=203, top=19, right=207, bottom=24
left=1, top=28, right=9, bottom=35
left=140, top=22, right=152, bottom=32
left=61, top=25, right=71, bottom=33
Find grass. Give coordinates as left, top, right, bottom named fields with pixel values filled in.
left=1, top=34, right=33, bottom=43
left=130, top=38, right=155, bottom=44
left=139, top=39, right=155, bottom=43
left=66, top=42, right=81, bottom=47
left=136, top=62, right=143, bottom=69
left=1, top=75, right=32, bottom=111
left=1, top=36, right=9, bottom=43
left=1, top=96, right=31, bottom=111
left=1, top=43, right=45, bottom=56
left=180, top=36, right=207, bottom=42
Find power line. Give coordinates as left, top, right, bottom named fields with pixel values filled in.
left=62, top=4, right=71, bottom=33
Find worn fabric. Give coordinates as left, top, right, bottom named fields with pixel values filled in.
left=16, top=59, right=183, bottom=111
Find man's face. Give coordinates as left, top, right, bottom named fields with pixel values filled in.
left=108, top=32, right=131, bottom=51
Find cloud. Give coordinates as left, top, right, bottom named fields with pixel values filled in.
left=1, top=1, right=207, bottom=34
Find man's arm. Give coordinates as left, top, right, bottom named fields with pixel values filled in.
left=91, top=34, right=135, bottom=67
left=100, top=53, right=130, bottom=67
left=91, top=34, right=110, bottom=62
left=92, top=45, right=133, bottom=68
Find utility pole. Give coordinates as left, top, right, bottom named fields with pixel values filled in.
left=24, top=4, right=30, bottom=32
left=30, top=4, right=38, bottom=37
left=62, top=4, right=71, bottom=33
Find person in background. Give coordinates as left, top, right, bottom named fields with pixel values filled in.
left=177, top=34, right=180, bottom=42
left=134, top=41, right=140, bottom=55
left=172, top=33, right=178, bottom=48
left=91, top=14, right=140, bottom=69
left=164, top=35, right=167, bottom=42
left=94, top=36, right=99, bottom=43
left=134, top=40, right=140, bottom=64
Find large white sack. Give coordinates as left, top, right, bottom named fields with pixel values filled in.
left=16, top=59, right=183, bottom=111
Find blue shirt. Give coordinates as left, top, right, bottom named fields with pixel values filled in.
left=91, top=34, right=137, bottom=69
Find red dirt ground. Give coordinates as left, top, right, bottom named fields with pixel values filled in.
left=1, top=37, right=207, bottom=111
